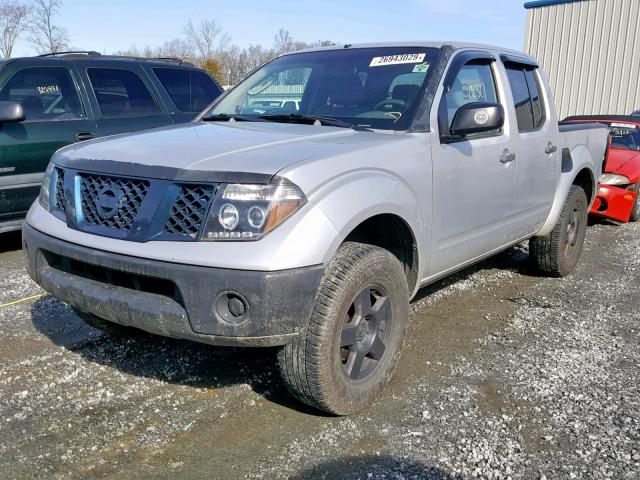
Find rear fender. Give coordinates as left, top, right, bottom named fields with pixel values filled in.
left=535, top=145, right=597, bottom=237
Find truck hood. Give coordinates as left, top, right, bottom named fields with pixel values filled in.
left=605, top=147, right=640, bottom=182
left=54, top=121, right=364, bottom=178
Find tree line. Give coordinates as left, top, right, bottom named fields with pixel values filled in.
left=0, top=0, right=67, bottom=57
left=0, top=0, right=335, bottom=85
left=115, top=23, right=335, bottom=85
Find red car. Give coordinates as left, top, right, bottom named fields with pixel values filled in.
left=562, top=115, right=640, bottom=223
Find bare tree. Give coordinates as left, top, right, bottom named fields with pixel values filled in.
left=244, top=44, right=275, bottom=72
left=273, top=29, right=323, bottom=55
left=184, top=19, right=229, bottom=61
left=28, top=0, right=68, bottom=54
left=273, top=28, right=293, bottom=54
left=114, top=39, right=194, bottom=61
left=154, top=38, right=195, bottom=60
left=312, top=40, right=337, bottom=47
left=0, top=1, right=29, bottom=58
left=112, top=23, right=334, bottom=85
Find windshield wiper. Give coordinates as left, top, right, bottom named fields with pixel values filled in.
left=259, top=113, right=372, bottom=132
left=201, top=113, right=266, bottom=122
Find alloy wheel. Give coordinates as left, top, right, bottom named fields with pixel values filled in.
left=339, top=285, right=392, bottom=381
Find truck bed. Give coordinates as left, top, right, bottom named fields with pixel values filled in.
left=559, top=122, right=609, bottom=176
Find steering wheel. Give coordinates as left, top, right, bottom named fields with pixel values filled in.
left=373, top=99, right=407, bottom=111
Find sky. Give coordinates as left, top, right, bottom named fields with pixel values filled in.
left=13, top=0, right=529, bottom=57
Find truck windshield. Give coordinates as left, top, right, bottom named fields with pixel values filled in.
left=203, top=47, right=440, bottom=131
left=608, top=122, right=640, bottom=150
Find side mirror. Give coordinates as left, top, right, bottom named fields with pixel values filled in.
left=449, top=102, right=504, bottom=138
left=0, top=101, right=25, bottom=123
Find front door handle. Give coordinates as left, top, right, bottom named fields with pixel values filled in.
left=499, top=149, right=516, bottom=164
left=76, top=132, right=95, bottom=142
left=545, top=142, right=558, bottom=154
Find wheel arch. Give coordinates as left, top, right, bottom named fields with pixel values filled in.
left=339, top=213, right=420, bottom=295
left=536, top=147, right=599, bottom=237
left=572, top=167, right=596, bottom=204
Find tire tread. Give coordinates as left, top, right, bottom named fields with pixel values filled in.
left=278, top=242, right=408, bottom=414
left=530, top=185, right=588, bottom=277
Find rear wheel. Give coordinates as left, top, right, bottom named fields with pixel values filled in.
left=278, top=242, right=409, bottom=415
left=530, top=185, right=589, bottom=277
left=628, top=183, right=640, bottom=222
left=73, top=308, right=141, bottom=337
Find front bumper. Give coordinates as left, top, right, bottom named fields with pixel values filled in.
left=590, top=184, right=637, bottom=223
left=22, top=223, right=324, bottom=347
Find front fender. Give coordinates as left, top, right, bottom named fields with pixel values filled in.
left=612, top=158, right=640, bottom=184
left=312, top=169, right=428, bottom=276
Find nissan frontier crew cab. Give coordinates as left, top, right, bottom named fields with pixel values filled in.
left=23, top=43, right=608, bottom=415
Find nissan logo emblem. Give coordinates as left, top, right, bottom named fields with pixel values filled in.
left=95, top=183, right=123, bottom=220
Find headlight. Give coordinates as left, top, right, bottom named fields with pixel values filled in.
left=600, top=173, right=630, bottom=186
left=38, top=162, right=55, bottom=211
left=202, top=179, right=306, bottom=241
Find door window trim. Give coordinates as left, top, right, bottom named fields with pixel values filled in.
left=0, top=65, right=88, bottom=123
left=85, top=66, right=163, bottom=119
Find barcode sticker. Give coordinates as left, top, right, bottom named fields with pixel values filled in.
left=370, top=53, right=426, bottom=67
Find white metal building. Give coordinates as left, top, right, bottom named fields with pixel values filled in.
left=524, top=0, right=640, bottom=119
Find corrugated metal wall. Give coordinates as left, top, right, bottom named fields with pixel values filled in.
left=524, top=0, right=640, bottom=119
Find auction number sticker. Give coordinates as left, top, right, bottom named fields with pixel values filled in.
left=36, top=85, right=60, bottom=95
left=370, top=53, right=426, bottom=67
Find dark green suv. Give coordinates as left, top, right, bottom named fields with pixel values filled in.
left=0, top=51, right=222, bottom=233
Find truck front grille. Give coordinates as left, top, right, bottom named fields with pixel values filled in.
left=164, top=185, right=214, bottom=238
left=51, top=167, right=217, bottom=242
left=54, top=168, right=66, bottom=211
left=80, top=174, right=150, bottom=231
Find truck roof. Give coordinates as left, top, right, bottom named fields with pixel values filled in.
left=286, top=41, right=533, bottom=59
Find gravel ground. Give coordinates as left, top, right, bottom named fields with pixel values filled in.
left=0, top=221, right=639, bottom=480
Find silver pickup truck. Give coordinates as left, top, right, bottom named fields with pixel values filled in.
left=22, top=42, right=608, bottom=415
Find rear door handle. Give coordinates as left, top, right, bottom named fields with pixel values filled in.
left=499, top=149, right=516, bottom=164
left=76, top=132, right=95, bottom=142
left=545, top=142, right=558, bottom=154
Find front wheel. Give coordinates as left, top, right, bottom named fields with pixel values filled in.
left=627, top=183, right=640, bottom=222
left=529, top=184, right=589, bottom=277
left=278, top=242, right=409, bottom=415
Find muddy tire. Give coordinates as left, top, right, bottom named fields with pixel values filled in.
left=529, top=185, right=589, bottom=277
left=628, top=183, right=640, bottom=222
left=73, top=308, right=141, bottom=337
left=278, top=242, right=409, bottom=415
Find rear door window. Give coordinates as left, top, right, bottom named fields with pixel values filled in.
left=153, top=68, right=222, bottom=113
left=505, top=64, right=546, bottom=132
left=0, top=66, right=84, bottom=121
left=87, top=68, right=160, bottom=118
left=525, top=70, right=545, bottom=128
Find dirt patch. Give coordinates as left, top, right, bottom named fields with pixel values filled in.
left=1, top=222, right=639, bottom=479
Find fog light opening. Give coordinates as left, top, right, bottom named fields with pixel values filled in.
left=215, top=291, right=248, bottom=325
